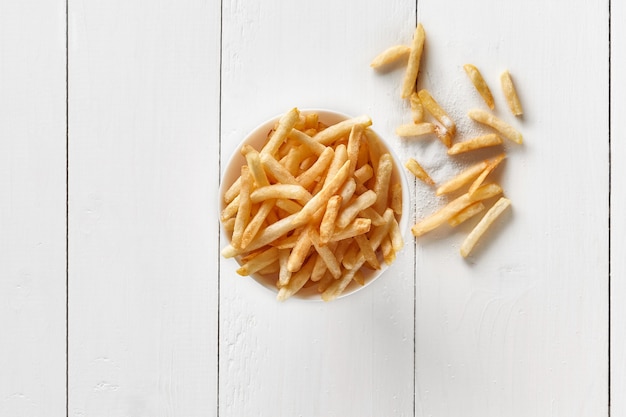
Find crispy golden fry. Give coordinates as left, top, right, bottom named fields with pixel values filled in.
left=372, top=154, right=393, bottom=214
left=353, top=270, right=365, bottom=286
left=221, top=213, right=300, bottom=258
left=242, top=146, right=271, bottom=188
left=468, top=154, right=506, bottom=198
left=405, top=157, right=435, bottom=186
left=388, top=216, right=404, bottom=252
left=237, top=247, right=280, bottom=276
left=223, top=177, right=241, bottom=204
left=460, top=197, right=511, bottom=257
left=231, top=166, right=252, bottom=249
left=410, top=92, right=424, bottom=123
left=293, top=161, right=351, bottom=227
left=323, top=144, right=348, bottom=188
left=500, top=70, right=523, bottom=116
left=411, top=183, right=503, bottom=237
left=355, top=234, right=381, bottom=270
left=418, top=89, right=456, bottom=146
left=468, top=108, right=523, bottom=144
left=447, top=133, right=502, bottom=155
left=304, top=113, right=319, bottom=130
left=260, top=153, right=299, bottom=185
left=309, top=228, right=342, bottom=278
left=287, top=128, right=327, bottom=156
left=313, top=115, right=372, bottom=145
left=370, top=44, right=411, bottom=69
left=277, top=254, right=317, bottom=301
left=275, top=199, right=302, bottom=215
left=435, top=160, right=489, bottom=196
left=277, top=248, right=291, bottom=287
left=241, top=199, right=275, bottom=248
left=381, top=235, right=396, bottom=265
left=287, top=227, right=313, bottom=272
left=360, top=207, right=386, bottom=226
left=401, top=23, right=426, bottom=98
left=250, top=184, right=312, bottom=204
left=322, top=209, right=394, bottom=301
left=338, top=178, right=357, bottom=208
left=347, top=125, right=363, bottom=174
left=353, top=164, right=374, bottom=185
left=296, top=146, right=334, bottom=189
left=336, top=190, right=377, bottom=229
left=220, top=194, right=240, bottom=222
left=390, top=182, right=403, bottom=216
left=396, top=122, right=435, bottom=138
left=330, top=218, right=372, bottom=242
left=261, top=107, right=300, bottom=157
left=463, top=64, right=495, bottom=109
left=319, top=195, right=342, bottom=245
left=448, top=201, right=485, bottom=226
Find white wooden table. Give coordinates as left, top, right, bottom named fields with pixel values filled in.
left=1, top=0, right=623, bottom=416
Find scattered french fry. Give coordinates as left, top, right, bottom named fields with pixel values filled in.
left=418, top=89, right=456, bottom=146
left=371, top=44, right=411, bottom=69
left=468, top=154, right=506, bottom=198
left=460, top=197, right=511, bottom=257
left=447, top=134, right=502, bottom=155
left=410, top=92, right=424, bottom=123
left=436, top=160, right=489, bottom=196
left=500, top=70, right=523, bottom=116
left=401, top=23, right=426, bottom=98
left=468, top=108, right=523, bottom=144
left=396, top=122, right=435, bottom=138
left=448, top=201, right=485, bottom=227
left=463, top=64, right=495, bottom=109
left=405, top=158, right=435, bottom=186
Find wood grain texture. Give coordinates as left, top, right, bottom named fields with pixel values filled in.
left=219, top=1, right=416, bottom=416
left=610, top=0, right=624, bottom=415
left=0, top=1, right=67, bottom=416
left=414, top=1, right=609, bottom=416
left=67, top=0, right=220, bottom=415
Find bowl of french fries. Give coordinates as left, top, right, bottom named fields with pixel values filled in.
left=219, top=108, right=409, bottom=301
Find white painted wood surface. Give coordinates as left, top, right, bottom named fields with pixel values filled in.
left=0, top=0, right=619, bottom=416
left=0, top=1, right=67, bottom=416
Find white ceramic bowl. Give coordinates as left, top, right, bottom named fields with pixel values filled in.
left=219, top=109, right=410, bottom=300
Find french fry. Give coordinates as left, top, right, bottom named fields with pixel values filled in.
left=309, top=228, right=342, bottom=278
left=260, top=153, right=299, bottom=185
left=277, top=254, right=317, bottom=301
left=242, top=146, right=271, bottom=188
left=435, top=160, right=489, bottom=196
left=370, top=44, right=411, bottom=69
left=418, top=89, right=456, bottom=146
left=250, top=184, right=312, bottom=204
left=463, top=64, right=495, bottom=109
left=405, top=157, right=435, bottom=186
left=388, top=216, right=404, bottom=252
left=287, top=128, right=327, bottom=156
left=241, top=199, right=276, bottom=248
left=220, top=194, right=240, bottom=222
left=381, top=235, right=396, bottom=265
left=410, top=92, right=424, bottom=123
left=319, top=195, right=342, bottom=245
left=296, top=146, right=334, bottom=189
left=353, top=270, right=365, bottom=286
left=447, top=133, right=502, bottom=155
left=460, top=197, right=511, bottom=257
left=277, top=248, right=291, bottom=287
left=236, top=247, right=280, bottom=276
left=372, top=154, right=393, bottom=214
left=468, top=108, right=523, bottom=144
left=355, top=234, right=381, bottom=270
left=330, top=218, right=372, bottom=242
left=401, top=23, right=426, bottom=98
left=390, top=182, right=403, bottom=216
left=231, top=166, right=252, bottom=249
left=500, top=70, right=523, bottom=116
left=353, top=164, right=374, bottom=185
left=313, top=115, right=372, bottom=145
left=293, top=160, right=351, bottom=226
left=447, top=201, right=485, bottom=226
left=287, top=227, right=313, bottom=272
left=396, top=122, right=435, bottom=138
left=223, top=177, right=241, bottom=204
left=336, top=190, right=377, bottom=229
left=347, top=125, right=363, bottom=174
left=411, top=183, right=503, bottom=237
left=261, top=107, right=300, bottom=157
left=468, top=154, right=506, bottom=198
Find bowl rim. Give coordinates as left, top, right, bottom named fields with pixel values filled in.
left=218, top=108, right=411, bottom=301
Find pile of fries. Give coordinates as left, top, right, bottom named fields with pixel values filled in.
left=372, top=23, right=524, bottom=258
left=220, top=109, right=405, bottom=301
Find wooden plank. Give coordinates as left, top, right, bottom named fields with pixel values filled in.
left=0, top=1, right=67, bottom=416
left=610, top=0, right=625, bottom=414
left=414, top=1, right=609, bottom=416
left=67, top=0, right=220, bottom=415
left=219, top=1, right=416, bottom=416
